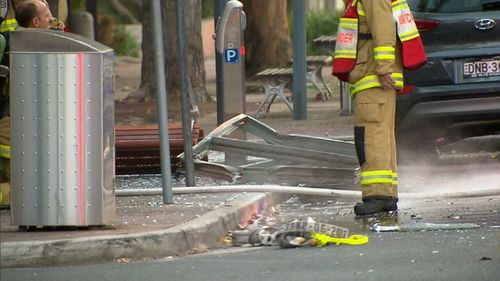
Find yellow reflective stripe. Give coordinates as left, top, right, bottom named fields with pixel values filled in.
left=374, top=46, right=396, bottom=61
left=392, top=172, right=398, bottom=185
left=361, top=170, right=393, bottom=177
left=334, top=49, right=356, bottom=59
left=339, top=18, right=358, bottom=29
left=340, top=18, right=358, bottom=24
left=350, top=75, right=381, bottom=96
left=350, top=73, right=404, bottom=96
left=360, top=170, right=398, bottom=185
left=399, top=29, right=419, bottom=41
left=374, top=46, right=395, bottom=52
left=0, top=19, right=18, bottom=32
left=357, top=1, right=365, bottom=16
left=392, top=0, right=407, bottom=10
left=393, top=73, right=404, bottom=90
left=0, top=144, right=10, bottom=159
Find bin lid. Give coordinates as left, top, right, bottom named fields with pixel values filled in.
left=10, top=28, right=113, bottom=53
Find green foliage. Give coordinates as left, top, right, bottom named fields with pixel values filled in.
left=111, top=25, right=140, bottom=57
left=306, top=9, right=342, bottom=54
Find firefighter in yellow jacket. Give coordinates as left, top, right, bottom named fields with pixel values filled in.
left=332, top=0, right=426, bottom=215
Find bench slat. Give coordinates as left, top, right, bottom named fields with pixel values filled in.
left=114, top=122, right=204, bottom=175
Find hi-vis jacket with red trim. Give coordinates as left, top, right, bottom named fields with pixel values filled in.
left=331, top=0, right=427, bottom=96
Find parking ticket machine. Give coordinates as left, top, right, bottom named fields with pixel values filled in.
left=214, top=0, right=247, bottom=165
left=215, top=0, right=246, bottom=123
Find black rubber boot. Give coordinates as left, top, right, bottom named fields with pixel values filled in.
left=354, top=197, right=398, bottom=216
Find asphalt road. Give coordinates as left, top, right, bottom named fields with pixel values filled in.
left=1, top=225, right=498, bottom=281
left=2, top=191, right=499, bottom=281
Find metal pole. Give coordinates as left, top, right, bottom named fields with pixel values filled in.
left=152, top=0, right=173, bottom=204
left=292, top=0, right=307, bottom=120
left=175, top=0, right=195, bottom=186
left=215, top=0, right=228, bottom=125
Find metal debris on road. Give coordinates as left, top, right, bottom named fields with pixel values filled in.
left=178, top=114, right=359, bottom=188
left=371, top=222, right=480, bottom=232
left=230, top=217, right=368, bottom=249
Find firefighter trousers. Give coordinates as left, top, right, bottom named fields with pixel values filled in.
left=353, top=87, right=398, bottom=199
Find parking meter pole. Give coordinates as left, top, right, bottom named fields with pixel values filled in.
left=175, top=0, right=195, bottom=187
left=215, top=0, right=229, bottom=126
left=292, top=0, right=307, bottom=120
left=215, top=0, right=247, bottom=166
left=215, top=0, right=245, bottom=122
left=152, top=0, right=173, bottom=204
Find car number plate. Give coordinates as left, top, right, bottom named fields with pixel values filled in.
left=463, top=59, right=500, bottom=78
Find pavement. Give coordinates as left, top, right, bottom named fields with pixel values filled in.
left=0, top=191, right=281, bottom=268
left=0, top=56, right=353, bottom=268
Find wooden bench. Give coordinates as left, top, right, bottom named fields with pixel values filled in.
left=312, top=35, right=336, bottom=50
left=254, top=55, right=333, bottom=115
left=115, top=123, right=204, bottom=175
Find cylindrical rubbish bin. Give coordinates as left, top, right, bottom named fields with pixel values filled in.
left=9, top=29, right=115, bottom=227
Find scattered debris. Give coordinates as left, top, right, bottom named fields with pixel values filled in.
left=114, top=257, right=133, bottom=263
left=188, top=247, right=209, bottom=255
left=371, top=222, right=480, bottom=232
left=230, top=217, right=367, bottom=249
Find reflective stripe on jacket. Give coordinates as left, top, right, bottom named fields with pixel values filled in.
left=0, top=144, right=9, bottom=159
left=0, top=18, right=17, bottom=32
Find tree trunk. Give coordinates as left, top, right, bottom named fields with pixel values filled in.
left=241, top=0, right=291, bottom=76
left=139, top=0, right=209, bottom=107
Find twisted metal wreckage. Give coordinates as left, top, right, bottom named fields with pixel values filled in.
left=178, top=114, right=360, bottom=189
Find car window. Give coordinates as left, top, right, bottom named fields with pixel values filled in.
left=407, top=0, right=500, bottom=12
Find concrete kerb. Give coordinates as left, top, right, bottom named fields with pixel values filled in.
left=0, top=193, right=274, bottom=268
left=3, top=186, right=499, bottom=268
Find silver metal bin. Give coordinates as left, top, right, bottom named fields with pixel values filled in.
left=9, top=29, right=115, bottom=227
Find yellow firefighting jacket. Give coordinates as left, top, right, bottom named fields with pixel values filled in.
left=0, top=0, right=20, bottom=32
left=332, top=0, right=426, bottom=96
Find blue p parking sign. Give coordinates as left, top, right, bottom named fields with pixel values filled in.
left=224, top=48, right=239, bottom=63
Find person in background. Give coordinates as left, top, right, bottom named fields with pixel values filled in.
left=0, top=0, right=66, bottom=32
left=15, top=0, right=63, bottom=29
